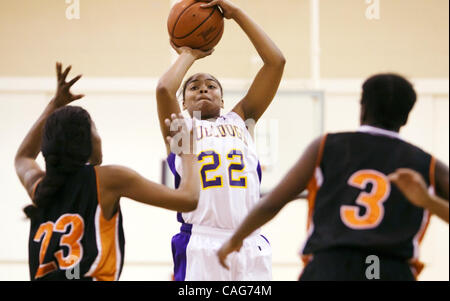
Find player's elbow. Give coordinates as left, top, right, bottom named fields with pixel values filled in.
left=14, top=155, right=26, bottom=175
left=184, top=191, right=199, bottom=212
left=14, top=148, right=30, bottom=164
left=178, top=193, right=199, bottom=212
left=266, top=53, right=286, bottom=68
left=277, top=54, right=286, bottom=67
left=156, top=81, right=173, bottom=99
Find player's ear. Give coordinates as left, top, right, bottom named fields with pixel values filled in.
left=359, top=102, right=366, bottom=125
left=220, top=99, right=224, bottom=109
left=182, top=100, right=187, bottom=110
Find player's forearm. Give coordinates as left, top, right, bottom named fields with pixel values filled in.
left=232, top=8, right=285, bottom=66
left=157, top=52, right=197, bottom=96
left=231, top=198, right=283, bottom=244
left=177, top=154, right=200, bottom=207
left=425, top=195, right=449, bottom=223
left=15, top=99, right=59, bottom=161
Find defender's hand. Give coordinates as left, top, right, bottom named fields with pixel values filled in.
left=53, top=62, right=84, bottom=107
left=165, top=113, right=197, bottom=155
left=389, top=168, right=432, bottom=208
left=217, top=238, right=243, bottom=270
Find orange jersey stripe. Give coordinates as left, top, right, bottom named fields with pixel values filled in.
left=315, top=134, right=328, bottom=167
left=85, top=166, right=120, bottom=281
left=306, top=134, right=328, bottom=231
left=417, top=157, right=435, bottom=245
left=31, top=177, right=43, bottom=200
left=94, top=210, right=119, bottom=281
left=409, top=156, right=436, bottom=279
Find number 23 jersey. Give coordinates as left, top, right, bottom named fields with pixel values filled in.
left=28, top=165, right=125, bottom=281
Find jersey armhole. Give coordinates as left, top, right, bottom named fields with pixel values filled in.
left=227, top=111, right=246, bottom=124
left=315, top=134, right=328, bottom=168
left=31, top=177, right=44, bottom=201
left=93, top=165, right=120, bottom=221
left=306, top=134, right=328, bottom=190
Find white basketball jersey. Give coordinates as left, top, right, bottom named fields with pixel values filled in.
left=167, top=111, right=262, bottom=229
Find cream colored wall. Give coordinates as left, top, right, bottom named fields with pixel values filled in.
left=0, top=79, right=447, bottom=281
left=0, top=0, right=448, bottom=281
left=320, top=0, right=449, bottom=78
left=0, top=0, right=448, bottom=78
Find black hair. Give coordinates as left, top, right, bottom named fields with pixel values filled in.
left=179, top=73, right=223, bottom=102
left=24, top=106, right=93, bottom=219
left=361, top=73, right=417, bottom=130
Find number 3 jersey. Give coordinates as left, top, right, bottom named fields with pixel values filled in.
left=301, top=126, right=435, bottom=276
left=28, top=165, right=125, bottom=281
left=167, top=111, right=262, bottom=229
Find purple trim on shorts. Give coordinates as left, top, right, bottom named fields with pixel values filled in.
left=260, top=234, right=270, bottom=246
left=171, top=223, right=193, bottom=281
left=167, top=153, right=185, bottom=223
left=257, top=161, right=262, bottom=183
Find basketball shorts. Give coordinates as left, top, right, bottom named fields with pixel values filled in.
left=299, top=247, right=415, bottom=281
left=171, top=223, right=272, bottom=281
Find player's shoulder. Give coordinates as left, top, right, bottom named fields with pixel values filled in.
left=222, top=111, right=245, bottom=124
left=94, top=164, right=139, bottom=189
left=326, top=130, right=432, bottom=157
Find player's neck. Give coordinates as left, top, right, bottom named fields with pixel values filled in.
left=204, top=117, right=218, bottom=122
left=193, top=115, right=220, bottom=122
left=361, top=122, right=400, bottom=133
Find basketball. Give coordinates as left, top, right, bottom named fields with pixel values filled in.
left=168, top=0, right=224, bottom=51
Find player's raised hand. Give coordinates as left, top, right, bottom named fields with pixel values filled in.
left=198, top=0, right=239, bottom=19
left=53, top=62, right=84, bottom=108
left=165, top=113, right=197, bottom=155
left=217, top=238, right=243, bottom=270
left=170, top=40, right=214, bottom=60
left=388, top=168, right=431, bottom=208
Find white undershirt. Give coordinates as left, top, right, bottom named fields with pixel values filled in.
left=357, top=125, right=402, bottom=140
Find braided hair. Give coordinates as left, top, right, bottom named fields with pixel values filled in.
left=24, top=106, right=93, bottom=219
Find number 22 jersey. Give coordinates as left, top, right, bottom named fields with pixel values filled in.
left=167, top=111, right=262, bottom=229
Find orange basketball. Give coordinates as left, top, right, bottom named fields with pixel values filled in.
left=168, top=0, right=224, bottom=51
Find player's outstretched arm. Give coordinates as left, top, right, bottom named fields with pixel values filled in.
left=200, top=0, right=286, bottom=122
left=389, top=167, right=449, bottom=223
left=14, top=62, right=84, bottom=199
left=435, top=159, right=449, bottom=201
left=156, top=44, right=213, bottom=154
left=96, top=114, right=200, bottom=219
left=218, top=136, right=322, bottom=269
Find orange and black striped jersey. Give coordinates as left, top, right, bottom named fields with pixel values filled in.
left=28, top=165, right=125, bottom=281
left=302, top=126, right=434, bottom=274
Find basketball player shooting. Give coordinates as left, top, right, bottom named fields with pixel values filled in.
left=157, top=0, right=285, bottom=281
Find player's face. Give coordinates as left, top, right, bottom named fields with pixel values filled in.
left=89, top=120, right=103, bottom=165
left=183, top=73, right=224, bottom=119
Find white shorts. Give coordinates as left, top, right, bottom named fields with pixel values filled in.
left=171, top=223, right=272, bottom=281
